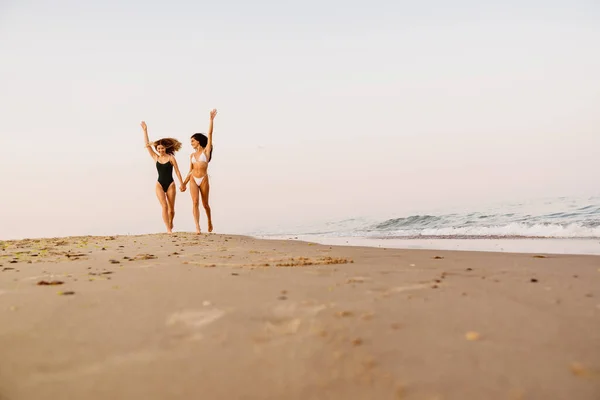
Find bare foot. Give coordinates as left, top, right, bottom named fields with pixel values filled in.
left=208, top=221, right=213, bottom=233
left=196, top=227, right=201, bottom=235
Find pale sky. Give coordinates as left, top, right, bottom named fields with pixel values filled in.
left=1, top=0, right=599, bottom=239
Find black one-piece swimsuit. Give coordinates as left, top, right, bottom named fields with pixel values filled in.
left=156, top=160, right=174, bottom=192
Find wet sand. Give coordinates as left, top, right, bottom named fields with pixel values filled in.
left=0, top=233, right=599, bottom=400
left=276, top=235, right=600, bottom=255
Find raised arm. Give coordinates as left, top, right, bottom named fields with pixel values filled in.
left=141, top=121, right=158, bottom=161
left=205, top=109, right=217, bottom=159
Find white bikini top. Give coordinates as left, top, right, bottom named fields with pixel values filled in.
left=191, top=152, right=208, bottom=164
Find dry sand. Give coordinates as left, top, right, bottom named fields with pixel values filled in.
left=0, top=233, right=599, bottom=400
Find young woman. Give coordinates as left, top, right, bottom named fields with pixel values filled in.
left=181, top=109, right=217, bottom=234
left=140, top=121, right=185, bottom=234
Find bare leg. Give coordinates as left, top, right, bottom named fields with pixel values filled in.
left=190, top=178, right=201, bottom=234
left=200, top=176, right=213, bottom=233
left=166, top=183, right=176, bottom=231
left=155, top=183, right=171, bottom=233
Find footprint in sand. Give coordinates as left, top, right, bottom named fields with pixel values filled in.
left=29, top=350, right=161, bottom=384
left=22, top=275, right=59, bottom=282
left=272, top=302, right=328, bottom=320
left=131, top=263, right=158, bottom=269
left=388, top=283, right=431, bottom=293
left=368, top=283, right=430, bottom=296
left=260, top=302, right=328, bottom=338
left=346, top=276, right=371, bottom=284
left=166, top=309, right=225, bottom=341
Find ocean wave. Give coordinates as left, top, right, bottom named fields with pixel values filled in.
left=362, top=202, right=600, bottom=239
left=373, top=215, right=445, bottom=229
left=364, top=222, right=600, bottom=239
left=256, top=197, right=600, bottom=240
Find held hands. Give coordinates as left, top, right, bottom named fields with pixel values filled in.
left=180, top=184, right=187, bottom=192
left=210, top=109, right=217, bottom=120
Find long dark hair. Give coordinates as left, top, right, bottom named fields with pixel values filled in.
left=191, top=133, right=213, bottom=161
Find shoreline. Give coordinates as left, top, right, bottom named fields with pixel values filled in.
left=259, top=235, right=600, bottom=255
left=4, top=232, right=600, bottom=256
left=1, top=233, right=599, bottom=399
left=0, top=231, right=600, bottom=255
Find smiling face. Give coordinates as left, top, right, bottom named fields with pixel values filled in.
left=156, top=144, right=167, bottom=156
left=191, top=137, right=200, bottom=150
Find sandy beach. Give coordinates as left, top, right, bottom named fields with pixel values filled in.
left=0, top=233, right=599, bottom=400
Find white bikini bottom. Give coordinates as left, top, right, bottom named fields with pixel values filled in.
left=193, top=175, right=206, bottom=187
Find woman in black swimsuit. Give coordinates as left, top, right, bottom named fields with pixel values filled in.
left=141, top=121, right=184, bottom=234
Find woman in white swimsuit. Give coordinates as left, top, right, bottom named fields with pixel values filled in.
left=181, top=109, right=217, bottom=234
